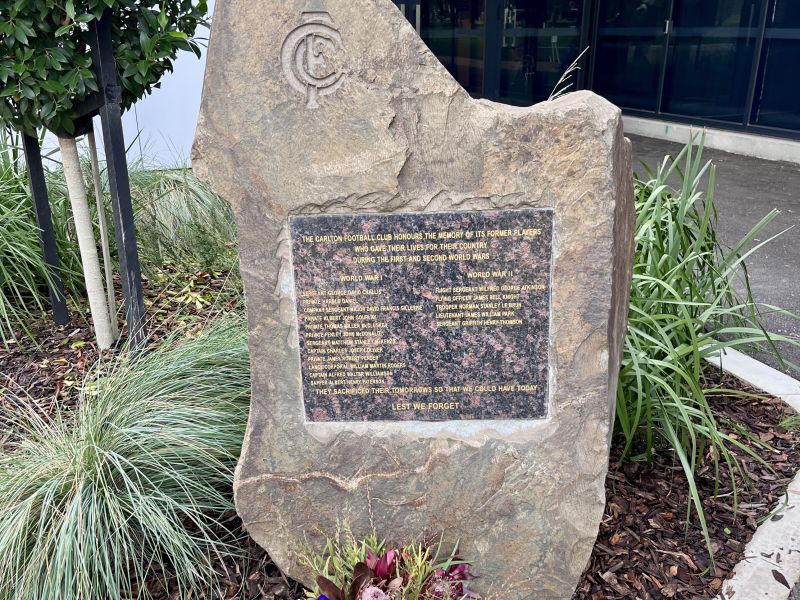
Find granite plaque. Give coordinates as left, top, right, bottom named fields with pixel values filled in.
left=289, top=208, right=553, bottom=421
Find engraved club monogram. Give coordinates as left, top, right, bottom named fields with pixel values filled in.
left=280, top=8, right=345, bottom=109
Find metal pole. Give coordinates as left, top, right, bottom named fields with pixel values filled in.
left=89, top=10, right=146, bottom=347
left=22, top=133, right=69, bottom=325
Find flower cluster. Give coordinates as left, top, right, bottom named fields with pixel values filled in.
left=314, top=541, right=476, bottom=600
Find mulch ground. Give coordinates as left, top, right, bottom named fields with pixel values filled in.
left=1, top=283, right=798, bottom=599
left=0, top=269, right=238, bottom=446
left=573, top=371, right=799, bottom=600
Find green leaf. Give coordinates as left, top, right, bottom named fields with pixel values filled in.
left=16, top=20, right=35, bottom=38
left=54, top=24, right=73, bottom=37
left=13, top=26, right=28, bottom=45
left=62, top=116, right=75, bottom=135
left=40, top=79, right=66, bottom=94
left=65, top=0, right=75, bottom=20
left=40, top=101, right=54, bottom=119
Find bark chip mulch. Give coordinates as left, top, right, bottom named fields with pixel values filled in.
left=573, top=371, right=799, bottom=600
left=0, top=269, right=238, bottom=446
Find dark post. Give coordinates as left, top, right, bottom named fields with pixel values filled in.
left=22, top=133, right=69, bottom=325
left=89, top=10, right=146, bottom=347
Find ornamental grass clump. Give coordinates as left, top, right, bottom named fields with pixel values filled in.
left=0, top=316, right=250, bottom=600
left=0, top=128, right=82, bottom=344
left=128, top=165, right=239, bottom=275
left=42, top=156, right=240, bottom=277
left=618, top=134, right=800, bottom=557
left=303, top=528, right=476, bottom=600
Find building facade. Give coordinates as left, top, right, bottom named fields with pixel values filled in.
left=392, top=0, right=799, bottom=139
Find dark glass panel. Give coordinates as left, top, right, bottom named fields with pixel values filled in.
left=497, top=0, right=583, bottom=105
left=751, top=0, right=800, bottom=131
left=592, top=0, right=670, bottom=111
left=420, top=0, right=487, bottom=95
left=661, top=0, right=763, bottom=123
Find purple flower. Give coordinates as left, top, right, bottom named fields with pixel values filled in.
left=360, top=586, right=387, bottom=600
left=317, top=596, right=330, bottom=600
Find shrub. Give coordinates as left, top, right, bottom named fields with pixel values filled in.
left=0, top=316, right=250, bottom=600
left=0, top=0, right=206, bottom=137
left=617, top=135, right=799, bottom=555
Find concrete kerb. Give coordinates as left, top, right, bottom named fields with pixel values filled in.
left=706, top=347, right=800, bottom=600
left=623, top=116, right=800, bottom=166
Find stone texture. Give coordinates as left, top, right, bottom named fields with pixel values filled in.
left=193, top=0, right=634, bottom=597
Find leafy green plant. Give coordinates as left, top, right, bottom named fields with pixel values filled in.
left=0, top=0, right=207, bottom=136
left=617, top=135, right=799, bottom=557
left=0, top=316, right=250, bottom=600
left=301, top=526, right=475, bottom=600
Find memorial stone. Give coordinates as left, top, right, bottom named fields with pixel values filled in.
left=193, top=0, right=635, bottom=597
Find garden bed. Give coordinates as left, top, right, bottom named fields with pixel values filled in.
left=2, top=290, right=797, bottom=600
left=190, top=370, right=799, bottom=600
left=574, top=372, right=799, bottom=600
left=0, top=269, right=238, bottom=446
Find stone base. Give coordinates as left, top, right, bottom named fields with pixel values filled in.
left=193, top=1, right=634, bottom=597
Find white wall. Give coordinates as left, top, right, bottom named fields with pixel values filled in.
left=119, top=0, right=214, bottom=166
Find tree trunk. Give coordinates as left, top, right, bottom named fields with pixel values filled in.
left=58, top=135, right=115, bottom=350
left=87, top=128, right=119, bottom=340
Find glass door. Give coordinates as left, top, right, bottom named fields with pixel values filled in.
left=497, top=0, right=585, bottom=105
left=419, top=0, right=488, bottom=96
left=751, top=0, right=800, bottom=132
left=661, top=0, right=764, bottom=123
left=592, top=0, right=672, bottom=112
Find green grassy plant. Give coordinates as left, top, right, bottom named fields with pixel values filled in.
left=0, top=151, right=240, bottom=344
left=128, top=164, right=238, bottom=275
left=617, top=135, right=799, bottom=558
left=45, top=154, right=239, bottom=277
left=780, top=414, right=800, bottom=431
left=0, top=316, right=250, bottom=600
left=0, top=129, right=81, bottom=343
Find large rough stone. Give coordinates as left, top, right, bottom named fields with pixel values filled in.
left=193, top=0, right=634, bottom=597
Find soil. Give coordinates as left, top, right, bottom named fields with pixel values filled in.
left=1, top=283, right=798, bottom=600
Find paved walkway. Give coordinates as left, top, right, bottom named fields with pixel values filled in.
left=629, top=134, right=800, bottom=375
